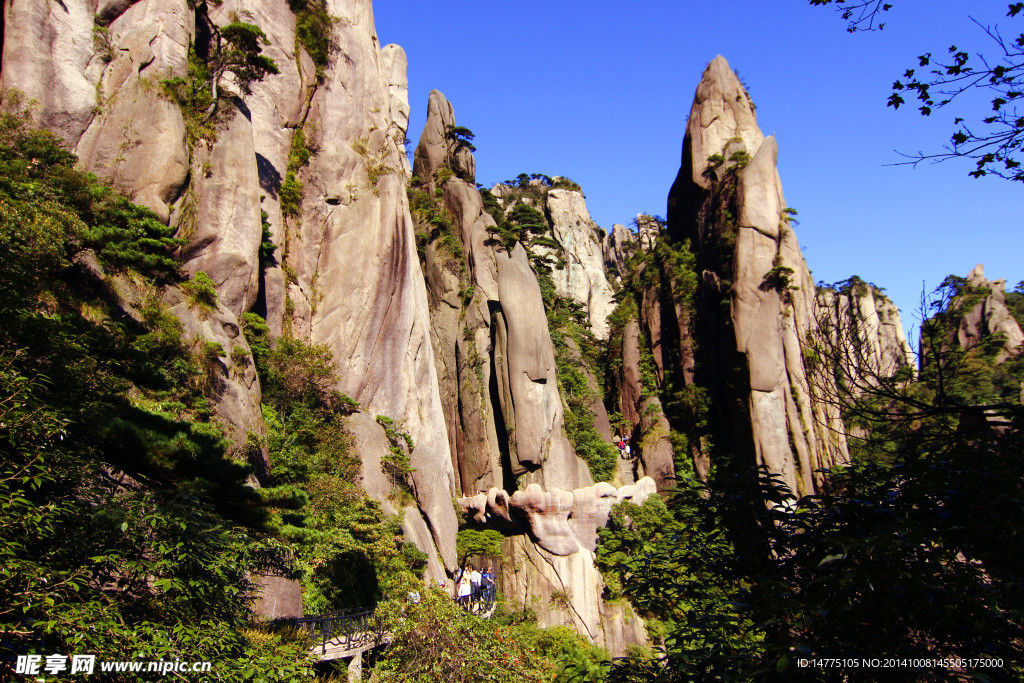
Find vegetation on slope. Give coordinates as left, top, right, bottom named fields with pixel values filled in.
left=0, top=92, right=314, bottom=679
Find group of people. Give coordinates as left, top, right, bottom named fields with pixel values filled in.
left=615, top=434, right=632, bottom=459
left=455, top=565, right=495, bottom=608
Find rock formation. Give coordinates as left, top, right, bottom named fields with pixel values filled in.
left=414, top=91, right=591, bottom=494
left=15, top=0, right=958, bottom=655
left=668, top=56, right=848, bottom=496
left=816, top=277, right=916, bottom=398
left=458, top=479, right=656, bottom=655
left=957, top=265, right=1024, bottom=362
left=1, top=0, right=458, bottom=579
left=541, top=189, right=617, bottom=339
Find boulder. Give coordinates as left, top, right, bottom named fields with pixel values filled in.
left=254, top=575, right=303, bottom=619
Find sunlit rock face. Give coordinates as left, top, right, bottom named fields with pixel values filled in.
left=414, top=90, right=591, bottom=495
left=959, top=265, right=1024, bottom=362
left=541, top=188, right=617, bottom=339
left=668, top=55, right=848, bottom=497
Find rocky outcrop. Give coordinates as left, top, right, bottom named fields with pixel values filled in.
left=5, top=0, right=460, bottom=572
left=959, top=265, right=1024, bottom=362
left=281, top=4, right=456, bottom=571
left=1, top=0, right=106, bottom=148
left=603, top=223, right=635, bottom=282
left=380, top=44, right=411, bottom=175
left=165, top=288, right=269, bottom=478
left=461, top=477, right=657, bottom=651
left=413, top=89, right=475, bottom=184
left=458, top=477, right=656, bottom=556
left=543, top=189, right=617, bottom=339
left=500, top=535, right=647, bottom=657
left=179, top=105, right=262, bottom=318
left=668, top=56, right=848, bottom=497
left=74, top=0, right=193, bottom=224
left=415, top=92, right=591, bottom=494
left=495, top=243, right=584, bottom=488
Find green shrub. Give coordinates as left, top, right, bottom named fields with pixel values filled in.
left=288, top=0, right=338, bottom=78
left=182, top=271, right=218, bottom=309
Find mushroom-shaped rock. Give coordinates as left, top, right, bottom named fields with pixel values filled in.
left=486, top=487, right=514, bottom=524
left=569, top=482, right=619, bottom=552
left=510, top=484, right=579, bottom=556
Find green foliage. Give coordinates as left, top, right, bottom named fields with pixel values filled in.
left=551, top=176, right=583, bottom=191
left=288, top=0, right=338, bottom=78
left=612, top=277, right=1024, bottom=680
left=759, top=263, right=796, bottom=294
left=377, top=414, right=417, bottom=496
left=259, top=208, right=277, bottom=264
left=280, top=128, right=312, bottom=218
left=0, top=92, right=179, bottom=279
left=162, top=9, right=278, bottom=143
left=408, top=181, right=464, bottom=271
left=182, top=270, right=218, bottom=309
left=0, top=104, right=311, bottom=678
left=159, top=46, right=216, bottom=149
left=595, top=496, right=673, bottom=600
left=247, top=328, right=417, bottom=614
left=539, top=264, right=618, bottom=482
left=456, top=529, right=505, bottom=564
left=373, top=589, right=555, bottom=682
left=446, top=124, right=477, bottom=152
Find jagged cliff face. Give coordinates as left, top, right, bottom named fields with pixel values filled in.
left=10, top=2, right=938, bottom=653
left=415, top=90, right=592, bottom=495
left=541, top=189, right=616, bottom=339
left=2, top=0, right=457, bottom=577
left=816, top=278, right=916, bottom=395
left=668, top=56, right=848, bottom=496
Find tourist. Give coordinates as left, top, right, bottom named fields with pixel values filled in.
left=470, top=565, right=482, bottom=606
left=457, top=567, right=472, bottom=605
left=481, top=566, right=495, bottom=602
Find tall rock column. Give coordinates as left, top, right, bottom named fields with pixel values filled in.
left=668, top=56, right=848, bottom=497
left=413, top=91, right=591, bottom=495
left=281, top=0, right=457, bottom=571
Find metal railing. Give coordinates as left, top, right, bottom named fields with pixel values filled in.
left=293, top=608, right=380, bottom=656
left=297, top=585, right=498, bottom=656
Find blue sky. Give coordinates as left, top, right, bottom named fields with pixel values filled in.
left=374, top=0, right=1022, bottom=341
